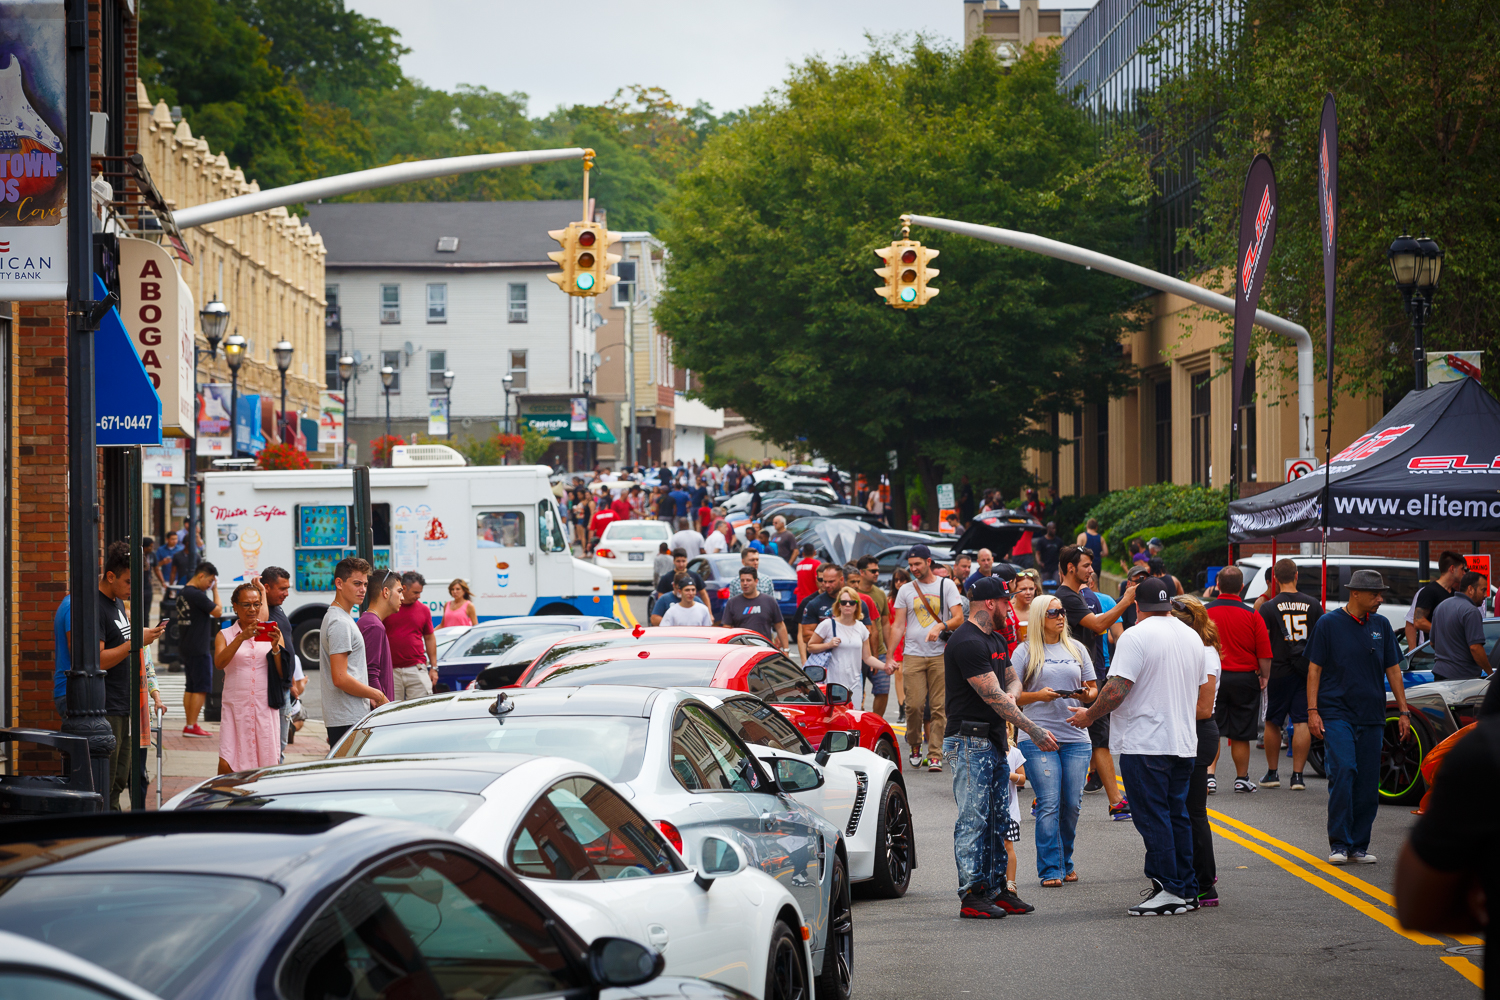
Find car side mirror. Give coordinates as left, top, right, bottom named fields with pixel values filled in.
left=825, top=682, right=852, bottom=706
left=588, top=936, right=665, bottom=987
left=802, top=663, right=826, bottom=683
left=775, top=757, right=825, bottom=794
left=695, top=834, right=748, bottom=890
left=815, top=730, right=858, bottom=766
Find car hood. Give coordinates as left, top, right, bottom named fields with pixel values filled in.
left=790, top=518, right=895, bottom=566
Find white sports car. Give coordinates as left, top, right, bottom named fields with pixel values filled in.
left=166, top=752, right=812, bottom=1000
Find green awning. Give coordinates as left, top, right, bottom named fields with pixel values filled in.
left=519, top=414, right=617, bottom=443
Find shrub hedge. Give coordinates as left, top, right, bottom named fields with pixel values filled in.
left=1080, top=484, right=1230, bottom=552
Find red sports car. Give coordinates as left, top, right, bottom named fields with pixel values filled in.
left=520, top=641, right=903, bottom=769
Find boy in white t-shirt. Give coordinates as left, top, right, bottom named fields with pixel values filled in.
left=660, top=578, right=714, bottom=627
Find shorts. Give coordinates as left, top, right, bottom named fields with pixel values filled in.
left=1004, top=817, right=1021, bottom=842
left=1264, top=673, right=1308, bottom=726
left=862, top=665, right=891, bottom=695
left=1214, top=671, right=1262, bottom=742
left=184, top=653, right=214, bottom=694
left=1088, top=712, right=1110, bottom=750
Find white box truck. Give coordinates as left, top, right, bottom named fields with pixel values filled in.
left=201, top=461, right=613, bottom=664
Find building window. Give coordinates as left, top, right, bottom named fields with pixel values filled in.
left=380, top=284, right=400, bottom=324
left=326, top=284, right=339, bottom=307
left=1239, top=368, right=1258, bottom=482
left=1155, top=380, right=1172, bottom=484
left=435, top=236, right=460, bottom=253
left=508, top=350, right=527, bottom=389
left=614, top=260, right=637, bottom=306
left=426, top=283, right=447, bottom=323
left=325, top=351, right=340, bottom=389
left=508, top=283, right=528, bottom=323
left=428, top=350, right=447, bottom=393
left=1096, top=402, right=1109, bottom=494
left=381, top=349, right=401, bottom=393
left=1190, top=372, right=1212, bottom=486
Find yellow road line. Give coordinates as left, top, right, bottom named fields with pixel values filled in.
left=1442, top=958, right=1485, bottom=988
left=1207, top=822, right=1441, bottom=946
left=1206, top=808, right=1397, bottom=907
left=613, top=586, right=639, bottom=628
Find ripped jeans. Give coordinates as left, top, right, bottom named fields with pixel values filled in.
left=943, top=734, right=1010, bottom=900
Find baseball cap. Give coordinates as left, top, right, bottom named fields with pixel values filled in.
left=969, top=576, right=1012, bottom=602
left=1135, top=577, right=1172, bottom=611
left=905, top=544, right=933, bottom=561
left=1148, top=537, right=1164, bottom=548
left=1127, top=562, right=1151, bottom=579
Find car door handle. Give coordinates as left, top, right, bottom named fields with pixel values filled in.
left=647, top=923, right=669, bottom=948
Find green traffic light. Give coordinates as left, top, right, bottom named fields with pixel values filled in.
left=899, top=286, right=916, bottom=303
left=577, top=273, right=596, bottom=291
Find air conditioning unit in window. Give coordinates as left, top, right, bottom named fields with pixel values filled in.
left=391, top=444, right=467, bottom=467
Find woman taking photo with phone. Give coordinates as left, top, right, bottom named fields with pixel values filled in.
left=214, top=579, right=285, bottom=775
left=1010, top=593, right=1098, bottom=886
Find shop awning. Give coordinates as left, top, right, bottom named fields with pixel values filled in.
left=94, top=275, right=163, bottom=447
left=520, top=414, right=617, bottom=443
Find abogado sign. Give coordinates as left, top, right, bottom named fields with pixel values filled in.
left=119, top=237, right=195, bottom=433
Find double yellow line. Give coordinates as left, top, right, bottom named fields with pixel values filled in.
left=613, top=583, right=640, bottom=628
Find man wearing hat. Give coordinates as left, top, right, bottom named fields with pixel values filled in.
left=888, top=544, right=965, bottom=771
left=944, top=575, right=1057, bottom=918
left=1067, top=577, right=1208, bottom=916
left=1305, top=569, right=1412, bottom=866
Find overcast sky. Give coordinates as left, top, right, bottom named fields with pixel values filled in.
left=347, top=1, right=1094, bottom=117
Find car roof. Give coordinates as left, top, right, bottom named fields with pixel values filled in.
left=362, top=684, right=664, bottom=726
left=464, top=615, right=616, bottom=628
left=543, top=641, right=762, bottom=668
left=183, top=753, right=537, bottom=798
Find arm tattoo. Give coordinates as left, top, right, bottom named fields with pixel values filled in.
left=1087, top=675, right=1134, bottom=722
left=967, top=671, right=1047, bottom=744
left=1001, top=663, right=1021, bottom=698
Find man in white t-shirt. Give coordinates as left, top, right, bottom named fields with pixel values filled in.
left=670, top=517, right=705, bottom=559
left=660, top=577, right=714, bottom=627
left=1067, top=577, right=1208, bottom=917
left=886, top=544, right=966, bottom=769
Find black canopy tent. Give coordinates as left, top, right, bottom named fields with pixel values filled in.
left=1228, top=377, right=1500, bottom=542
left=951, top=510, right=1046, bottom=556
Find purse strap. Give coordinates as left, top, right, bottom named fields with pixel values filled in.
left=912, top=579, right=945, bottom=625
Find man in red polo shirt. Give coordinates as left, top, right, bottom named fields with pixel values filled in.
left=1205, top=565, right=1272, bottom=793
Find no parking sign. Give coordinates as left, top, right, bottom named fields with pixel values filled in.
left=1285, top=458, right=1317, bottom=481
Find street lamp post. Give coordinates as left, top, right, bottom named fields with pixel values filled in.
left=223, top=334, right=246, bottom=456
left=1388, top=232, right=1445, bottom=584
left=274, top=340, right=294, bottom=445
left=338, top=355, right=355, bottom=467
left=443, top=369, right=455, bottom=441
left=581, top=372, right=594, bottom=473
left=186, top=299, right=230, bottom=568
left=381, top=365, right=396, bottom=466
left=502, top=373, right=514, bottom=436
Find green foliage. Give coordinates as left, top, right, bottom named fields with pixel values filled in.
left=1159, top=523, right=1230, bottom=593
left=454, top=432, right=502, bottom=467
left=1144, top=0, right=1500, bottom=404
left=657, top=41, right=1147, bottom=499
left=519, top=426, right=557, bottom=465
left=1121, top=519, right=1225, bottom=551
left=1082, top=484, right=1229, bottom=552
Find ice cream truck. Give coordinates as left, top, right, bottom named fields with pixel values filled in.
left=201, top=457, right=613, bottom=664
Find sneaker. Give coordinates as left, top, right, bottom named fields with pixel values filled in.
left=994, top=888, right=1035, bottom=914
left=1109, top=799, right=1131, bottom=821
left=791, top=872, right=812, bottom=887
left=1234, top=777, right=1258, bottom=793
left=1259, top=770, right=1280, bottom=787
left=928, top=758, right=943, bottom=773
left=1289, top=772, right=1306, bottom=791
left=909, top=752, right=924, bottom=769
left=959, top=893, right=1007, bottom=919
left=1206, top=775, right=1217, bottom=794
left=182, top=724, right=211, bottom=738
left=1083, top=770, right=1103, bottom=793
left=1351, top=851, right=1377, bottom=865
left=1328, top=851, right=1349, bottom=865
left=1195, top=885, right=1220, bottom=907
left=1128, top=886, right=1190, bottom=917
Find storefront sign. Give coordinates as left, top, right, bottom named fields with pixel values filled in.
left=119, top=237, right=195, bottom=433
left=143, top=439, right=186, bottom=483
left=0, top=0, right=67, bottom=300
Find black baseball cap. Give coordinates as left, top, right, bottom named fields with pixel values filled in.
left=1135, top=577, right=1172, bottom=611
left=905, top=544, right=933, bottom=561
left=970, top=576, right=1012, bottom=602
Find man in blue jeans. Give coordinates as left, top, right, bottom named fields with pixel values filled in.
left=1068, top=578, right=1207, bottom=915
left=943, top=576, right=1057, bottom=919
left=1306, top=569, right=1410, bottom=865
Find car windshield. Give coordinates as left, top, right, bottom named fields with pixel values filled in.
left=530, top=633, right=710, bottom=674
left=0, top=873, right=280, bottom=998
left=709, top=553, right=795, bottom=578
left=335, top=716, right=651, bottom=783
left=536, top=657, right=721, bottom=688
left=177, top=788, right=483, bottom=832
left=444, top=623, right=579, bottom=661
left=602, top=522, right=670, bottom=541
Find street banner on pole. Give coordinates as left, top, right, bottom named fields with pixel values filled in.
left=197, top=383, right=232, bottom=456
left=1232, top=154, right=1278, bottom=485
left=1318, top=94, right=1337, bottom=601
left=428, top=395, right=448, bottom=436
left=570, top=396, right=588, bottom=434
left=0, top=0, right=67, bottom=300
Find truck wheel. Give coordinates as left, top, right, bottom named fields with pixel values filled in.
left=295, top=620, right=321, bottom=666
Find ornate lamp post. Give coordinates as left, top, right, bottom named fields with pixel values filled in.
left=1388, top=232, right=1444, bottom=584
left=338, top=355, right=355, bottom=467
left=273, top=339, right=294, bottom=445
left=381, top=364, right=396, bottom=466
left=443, top=369, right=456, bottom=441
left=581, top=371, right=594, bottom=473
left=223, top=333, right=246, bottom=456
left=502, top=373, right=514, bottom=435
left=185, top=299, right=230, bottom=566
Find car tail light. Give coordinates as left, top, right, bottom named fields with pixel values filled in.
left=717, top=588, right=730, bottom=600
left=655, top=820, right=683, bottom=854
left=596, top=548, right=614, bottom=559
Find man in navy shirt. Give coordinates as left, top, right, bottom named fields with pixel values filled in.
left=1306, top=569, right=1412, bottom=866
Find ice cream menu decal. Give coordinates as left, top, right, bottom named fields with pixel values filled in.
left=0, top=1, right=67, bottom=300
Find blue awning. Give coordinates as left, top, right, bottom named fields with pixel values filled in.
left=94, top=274, right=163, bottom=447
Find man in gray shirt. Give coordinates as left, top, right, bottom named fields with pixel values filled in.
left=319, top=557, right=388, bottom=747
left=1430, top=571, right=1492, bottom=681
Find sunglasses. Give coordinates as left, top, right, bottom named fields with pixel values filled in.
left=838, top=599, right=859, bottom=606
left=1044, top=607, right=1066, bottom=619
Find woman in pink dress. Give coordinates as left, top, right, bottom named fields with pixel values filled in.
left=442, top=579, right=478, bottom=626
left=213, top=580, right=285, bottom=774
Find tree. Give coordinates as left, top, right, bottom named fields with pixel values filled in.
left=656, top=41, right=1147, bottom=525
left=1144, top=0, right=1500, bottom=404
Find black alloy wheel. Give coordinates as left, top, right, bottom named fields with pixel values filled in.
left=859, top=781, right=912, bottom=899
left=1306, top=737, right=1326, bottom=778
left=766, top=920, right=808, bottom=1000
left=874, top=736, right=900, bottom=766
left=1379, top=712, right=1428, bottom=805
left=813, top=856, right=853, bottom=1000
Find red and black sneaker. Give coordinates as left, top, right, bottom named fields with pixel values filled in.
left=994, top=888, right=1035, bottom=915
left=959, top=894, right=1007, bottom=919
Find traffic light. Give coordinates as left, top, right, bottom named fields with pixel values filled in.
left=873, top=238, right=939, bottom=309
left=547, top=221, right=622, bottom=297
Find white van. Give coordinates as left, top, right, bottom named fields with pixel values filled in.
left=201, top=463, right=613, bottom=663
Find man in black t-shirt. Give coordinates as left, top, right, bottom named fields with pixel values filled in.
left=1258, top=558, right=1325, bottom=790
left=942, top=577, right=1055, bottom=920
left=721, top=568, right=788, bottom=650
left=655, top=549, right=707, bottom=607
left=96, top=541, right=168, bottom=809
left=1034, top=523, right=1063, bottom=582
left=1409, top=550, right=1468, bottom=649
left=177, top=561, right=222, bottom=738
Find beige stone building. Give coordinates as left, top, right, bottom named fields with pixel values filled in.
left=963, top=0, right=1093, bottom=62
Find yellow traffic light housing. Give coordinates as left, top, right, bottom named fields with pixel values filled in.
left=546, top=149, right=622, bottom=297
left=874, top=238, right=939, bottom=309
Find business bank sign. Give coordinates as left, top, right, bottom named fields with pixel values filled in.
left=0, top=0, right=67, bottom=299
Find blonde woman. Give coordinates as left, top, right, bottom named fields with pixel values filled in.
left=1171, top=595, right=1223, bottom=908
left=1009, top=594, right=1098, bottom=886
left=442, top=579, right=478, bottom=627
left=806, top=587, right=887, bottom=697
left=1011, top=571, right=1041, bottom=643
